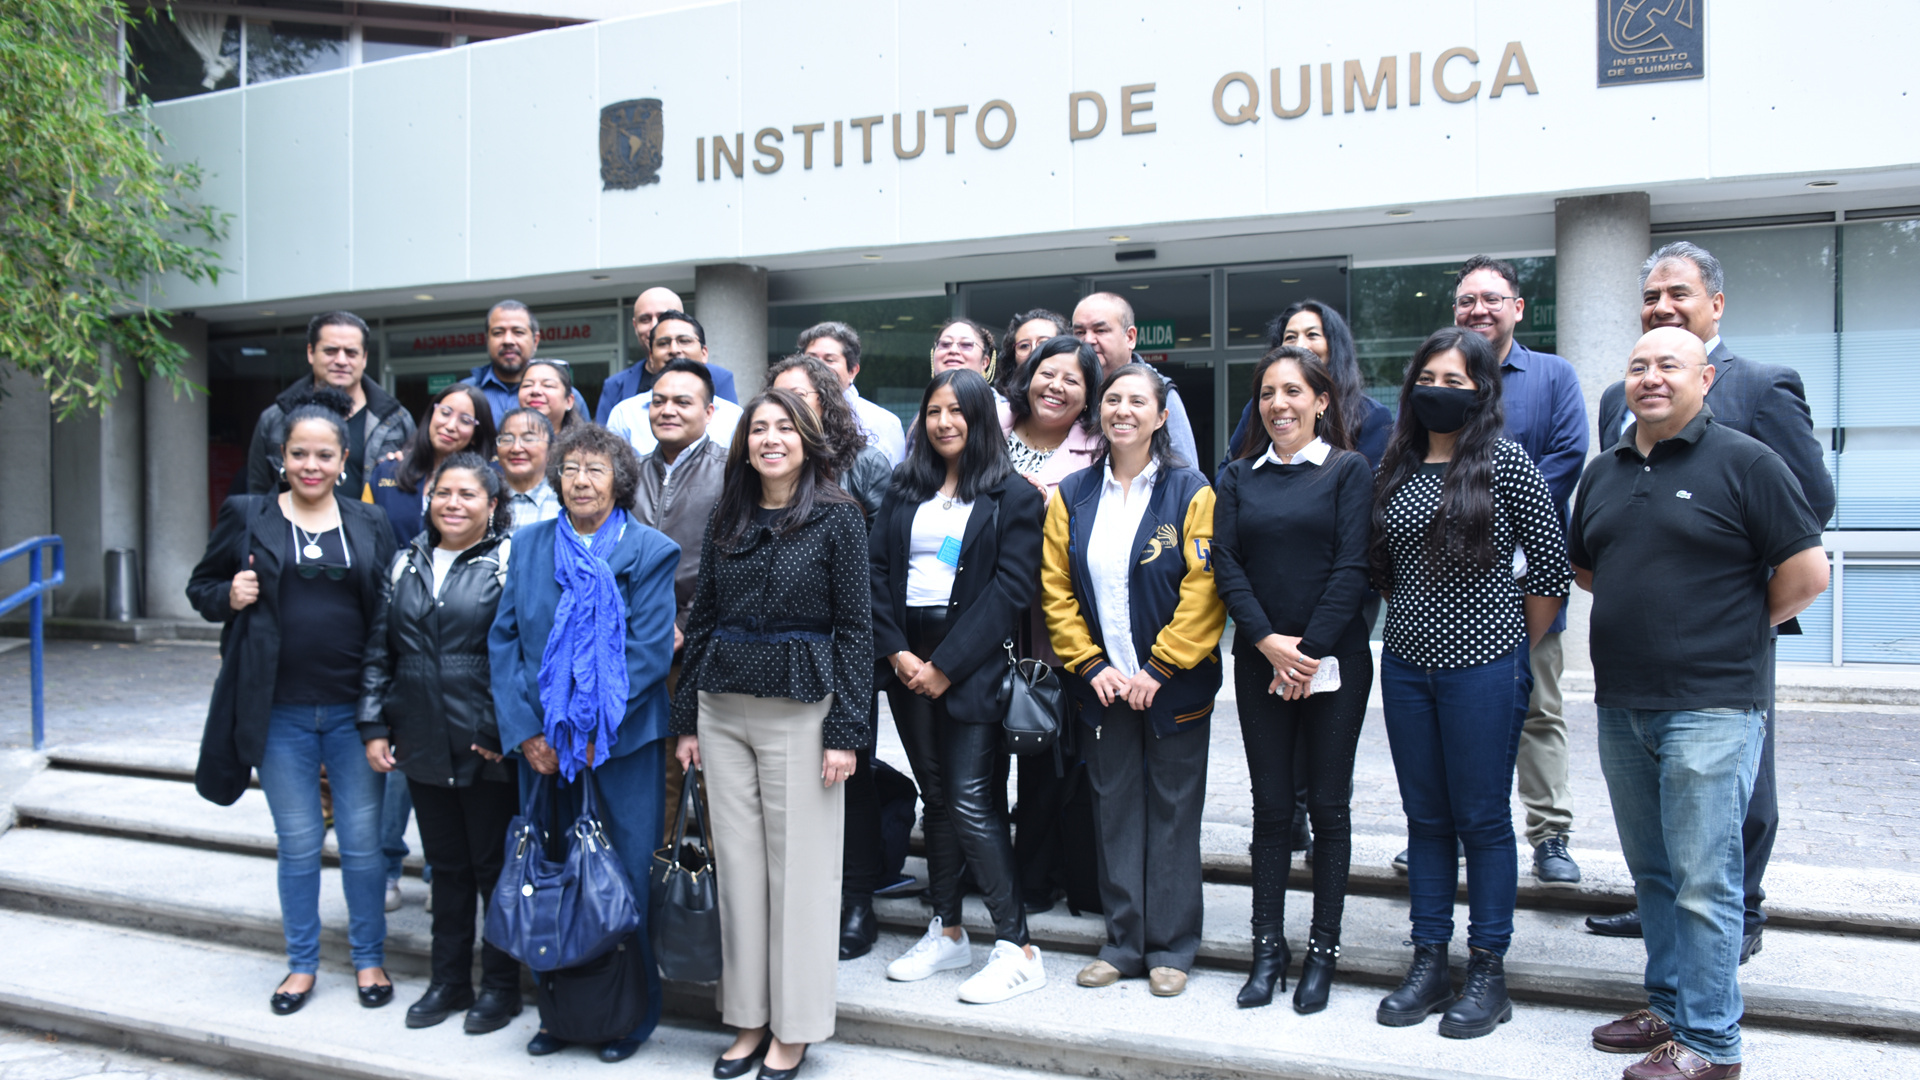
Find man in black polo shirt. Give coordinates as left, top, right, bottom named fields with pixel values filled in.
left=1570, top=328, right=1828, bottom=1080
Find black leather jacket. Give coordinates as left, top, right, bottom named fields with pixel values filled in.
left=842, top=445, right=893, bottom=525
left=357, top=533, right=511, bottom=788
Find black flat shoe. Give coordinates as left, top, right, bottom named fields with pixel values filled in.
left=714, top=1033, right=772, bottom=1079
left=527, top=1031, right=567, bottom=1057
left=464, top=987, right=523, bottom=1035
left=838, top=895, right=877, bottom=961
left=601, top=1036, right=643, bottom=1063
left=269, top=987, right=311, bottom=1016
left=1585, top=908, right=1643, bottom=938
left=358, top=981, right=394, bottom=1008
left=758, top=1046, right=806, bottom=1080
left=406, top=982, right=474, bottom=1029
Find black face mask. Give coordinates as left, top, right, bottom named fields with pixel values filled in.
left=1409, top=385, right=1477, bottom=434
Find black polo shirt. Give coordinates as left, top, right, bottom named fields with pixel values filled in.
left=1569, top=405, right=1822, bottom=711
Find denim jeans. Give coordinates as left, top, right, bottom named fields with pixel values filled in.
left=379, top=771, right=414, bottom=882
left=257, top=702, right=387, bottom=973
left=1598, top=706, right=1765, bottom=1066
left=1380, top=644, right=1531, bottom=955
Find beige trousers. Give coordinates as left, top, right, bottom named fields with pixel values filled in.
left=1516, top=631, right=1574, bottom=846
left=698, top=691, right=844, bottom=1044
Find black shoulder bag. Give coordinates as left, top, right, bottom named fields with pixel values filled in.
left=649, top=767, right=723, bottom=982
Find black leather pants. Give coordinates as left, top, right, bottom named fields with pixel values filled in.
left=886, top=605, right=1028, bottom=946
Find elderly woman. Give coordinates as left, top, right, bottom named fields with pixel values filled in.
left=496, top=407, right=559, bottom=532
left=674, top=389, right=873, bottom=1080
left=488, top=423, right=680, bottom=1063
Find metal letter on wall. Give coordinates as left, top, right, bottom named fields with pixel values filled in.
left=1597, top=0, right=1704, bottom=87
left=601, top=98, right=664, bottom=190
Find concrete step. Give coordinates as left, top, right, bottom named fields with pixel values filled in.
left=0, top=908, right=1910, bottom=1080
left=4, top=825, right=1914, bottom=1042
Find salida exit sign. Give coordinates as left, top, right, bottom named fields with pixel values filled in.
left=1136, top=320, right=1177, bottom=349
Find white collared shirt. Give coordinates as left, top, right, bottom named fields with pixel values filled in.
left=608, top=395, right=742, bottom=458
left=846, top=383, right=907, bottom=465
left=1084, top=458, right=1160, bottom=678
left=1252, top=436, right=1332, bottom=469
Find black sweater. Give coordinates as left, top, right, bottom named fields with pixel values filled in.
left=1211, top=449, right=1374, bottom=660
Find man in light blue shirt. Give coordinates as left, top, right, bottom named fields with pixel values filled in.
left=799, top=321, right=907, bottom=465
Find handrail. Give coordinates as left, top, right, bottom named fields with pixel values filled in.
left=0, top=536, right=64, bottom=751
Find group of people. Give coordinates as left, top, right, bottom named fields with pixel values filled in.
left=186, top=239, right=1828, bottom=1080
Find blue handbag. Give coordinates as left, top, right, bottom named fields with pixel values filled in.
left=484, top=769, right=641, bottom=973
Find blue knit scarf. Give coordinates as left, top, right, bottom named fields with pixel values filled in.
left=538, top=509, right=630, bottom=780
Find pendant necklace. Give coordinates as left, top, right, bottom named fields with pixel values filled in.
left=294, top=523, right=326, bottom=561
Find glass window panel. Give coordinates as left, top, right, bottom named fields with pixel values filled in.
left=1841, top=565, right=1920, bottom=664
left=768, top=297, right=954, bottom=430
left=1668, top=227, right=1836, bottom=337
left=1832, top=430, right=1920, bottom=528
left=127, top=13, right=239, bottom=101
left=1225, top=265, right=1348, bottom=349
left=363, top=28, right=445, bottom=64
left=1349, top=257, right=1555, bottom=389
left=1776, top=580, right=1833, bottom=664
left=1226, top=359, right=1258, bottom=458
left=1088, top=272, right=1212, bottom=351
left=961, top=277, right=1084, bottom=354
left=246, top=21, right=346, bottom=84
left=1840, top=218, right=1920, bottom=332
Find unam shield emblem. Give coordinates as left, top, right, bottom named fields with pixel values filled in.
left=600, top=98, right=663, bottom=190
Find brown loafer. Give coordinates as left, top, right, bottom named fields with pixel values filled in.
left=1076, top=960, right=1122, bottom=988
left=1593, top=1009, right=1673, bottom=1054
left=1147, top=967, right=1187, bottom=997
left=1623, top=1041, right=1741, bottom=1080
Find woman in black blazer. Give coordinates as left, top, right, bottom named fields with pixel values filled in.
left=869, top=369, right=1047, bottom=1005
left=186, top=389, right=399, bottom=1016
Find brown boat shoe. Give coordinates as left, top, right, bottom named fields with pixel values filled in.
left=1592, top=1008, right=1673, bottom=1054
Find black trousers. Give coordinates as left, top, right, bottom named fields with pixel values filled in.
left=1234, top=647, right=1372, bottom=935
left=408, top=775, right=521, bottom=992
left=886, top=605, right=1028, bottom=946
left=1085, top=701, right=1208, bottom=975
left=1743, top=639, right=1778, bottom=933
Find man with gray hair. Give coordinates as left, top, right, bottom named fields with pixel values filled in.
left=799, top=320, right=907, bottom=464
left=1585, top=240, right=1835, bottom=963
left=1070, top=292, right=1200, bottom=466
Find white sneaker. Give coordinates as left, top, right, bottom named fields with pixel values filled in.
left=384, top=879, right=403, bottom=912
left=958, top=941, right=1047, bottom=1004
left=886, top=917, right=971, bottom=981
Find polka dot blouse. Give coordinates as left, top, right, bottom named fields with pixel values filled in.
left=1380, top=439, right=1571, bottom=669
left=670, top=500, right=876, bottom=749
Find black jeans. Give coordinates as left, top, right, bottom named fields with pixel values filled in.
left=408, top=775, right=522, bottom=992
left=886, top=605, right=1028, bottom=946
left=1235, top=646, right=1372, bottom=936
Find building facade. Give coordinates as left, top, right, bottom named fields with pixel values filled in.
left=4, top=0, right=1916, bottom=666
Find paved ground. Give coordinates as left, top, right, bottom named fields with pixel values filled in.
left=0, top=1024, right=249, bottom=1080
left=5, top=638, right=1918, bottom=869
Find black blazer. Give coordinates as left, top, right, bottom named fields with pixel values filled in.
left=869, top=473, right=1045, bottom=723
left=1598, top=339, right=1835, bottom=525
left=186, top=493, right=396, bottom=804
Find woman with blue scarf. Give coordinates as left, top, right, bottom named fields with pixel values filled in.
left=488, top=423, right=679, bottom=1063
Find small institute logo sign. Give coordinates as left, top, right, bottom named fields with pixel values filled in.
left=600, top=98, right=664, bottom=190
left=1598, top=0, right=1704, bottom=88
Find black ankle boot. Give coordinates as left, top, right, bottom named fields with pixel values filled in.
left=838, top=894, right=877, bottom=960
left=1376, top=942, right=1452, bottom=1026
left=1292, top=929, right=1339, bottom=1015
left=1236, top=923, right=1290, bottom=1008
left=1438, top=948, right=1512, bottom=1038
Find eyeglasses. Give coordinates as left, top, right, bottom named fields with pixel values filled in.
left=559, top=463, right=612, bottom=481
left=936, top=338, right=982, bottom=354
left=496, top=432, right=549, bottom=448
left=294, top=564, right=348, bottom=580
left=653, top=334, right=701, bottom=350
left=433, top=403, right=478, bottom=429
left=1625, top=360, right=1704, bottom=380
left=1453, top=293, right=1520, bottom=312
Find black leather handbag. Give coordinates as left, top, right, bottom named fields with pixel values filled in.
left=649, top=767, right=723, bottom=983
left=484, top=769, right=641, bottom=973
left=997, top=638, right=1067, bottom=757
left=535, top=931, right=650, bottom=1044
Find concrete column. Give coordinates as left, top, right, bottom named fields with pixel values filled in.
left=693, top=263, right=769, bottom=398
left=1553, top=191, right=1651, bottom=673
left=145, top=318, right=210, bottom=620
left=50, top=349, right=145, bottom=618
left=0, top=367, right=53, bottom=606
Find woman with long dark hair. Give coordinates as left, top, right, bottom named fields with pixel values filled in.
left=767, top=354, right=893, bottom=520
left=1213, top=346, right=1375, bottom=1013
left=360, top=453, right=521, bottom=1034
left=998, top=308, right=1069, bottom=395
left=187, top=389, right=398, bottom=1015
left=674, top=390, right=873, bottom=1079
left=366, top=382, right=496, bottom=548
left=1369, top=327, right=1570, bottom=1040
left=1223, top=300, right=1392, bottom=468
left=517, top=358, right=581, bottom=433
left=1041, top=364, right=1226, bottom=999
left=870, top=369, right=1047, bottom=1002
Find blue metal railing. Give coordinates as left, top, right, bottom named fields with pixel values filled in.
left=1, top=536, right=64, bottom=751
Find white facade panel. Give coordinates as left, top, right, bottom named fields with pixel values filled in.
left=351, top=50, right=471, bottom=291
left=243, top=76, right=353, bottom=300
left=151, top=90, right=245, bottom=310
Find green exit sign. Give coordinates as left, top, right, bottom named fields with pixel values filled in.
left=1136, top=320, right=1177, bottom=349
left=426, top=372, right=463, bottom=395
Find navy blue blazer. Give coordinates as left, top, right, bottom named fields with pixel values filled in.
left=365, top=458, right=426, bottom=549
left=488, top=515, right=681, bottom=761
left=1597, top=339, right=1835, bottom=526
left=593, top=362, right=739, bottom=425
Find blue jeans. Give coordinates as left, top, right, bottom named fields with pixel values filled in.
left=258, top=703, right=387, bottom=973
left=379, top=771, right=413, bottom=882
left=1380, top=644, right=1531, bottom=955
left=1598, top=706, right=1764, bottom=1065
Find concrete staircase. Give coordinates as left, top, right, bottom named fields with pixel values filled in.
left=1, top=741, right=1916, bottom=1080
